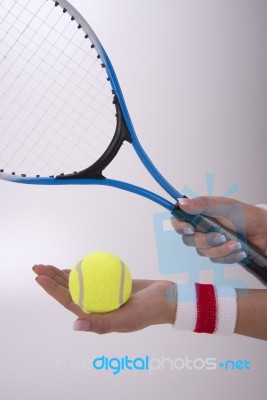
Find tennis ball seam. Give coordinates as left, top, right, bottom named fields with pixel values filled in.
left=76, top=260, right=84, bottom=310
left=77, top=259, right=126, bottom=309
left=119, top=261, right=126, bottom=307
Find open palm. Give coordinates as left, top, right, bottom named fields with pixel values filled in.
left=33, top=265, right=176, bottom=334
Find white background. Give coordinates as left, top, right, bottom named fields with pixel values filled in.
left=1, top=0, right=267, bottom=399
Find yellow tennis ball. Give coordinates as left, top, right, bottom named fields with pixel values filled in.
left=69, top=251, right=132, bottom=313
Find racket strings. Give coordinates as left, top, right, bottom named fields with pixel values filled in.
left=1, top=9, right=109, bottom=174
left=0, top=1, right=71, bottom=172
left=0, top=0, right=116, bottom=177
left=1, top=0, right=114, bottom=159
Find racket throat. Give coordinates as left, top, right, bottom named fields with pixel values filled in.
left=55, top=96, right=132, bottom=180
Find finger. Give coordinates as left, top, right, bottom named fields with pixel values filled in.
left=33, top=265, right=70, bottom=276
left=210, top=250, right=248, bottom=264
left=170, top=218, right=194, bottom=235
left=35, top=275, right=83, bottom=316
left=177, top=196, right=237, bottom=214
left=197, top=240, right=245, bottom=259
left=177, top=196, right=242, bottom=232
left=73, top=297, right=141, bottom=334
left=182, top=232, right=228, bottom=249
left=182, top=233, right=223, bottom=249
left=33, top=265, right=69, bottom=289
left=182, top=234, right=195, bottom=247
left=33, top=264, right=65, bottom=278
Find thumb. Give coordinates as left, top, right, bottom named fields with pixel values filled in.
left=72, top=302, right=138, bottom=334
left=176, top=196, right=245, bottom=233
left=73, top=315, right=112, bottom=335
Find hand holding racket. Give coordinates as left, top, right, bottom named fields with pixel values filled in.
left=1, top=0, right=267, bottom=284
left=172, top=196, right=267, bottom=265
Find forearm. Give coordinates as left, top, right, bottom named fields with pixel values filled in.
left=235, top=289, right=267, bottom=341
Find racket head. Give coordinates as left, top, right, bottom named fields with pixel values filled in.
left=0, top=0, right=133, bottom=181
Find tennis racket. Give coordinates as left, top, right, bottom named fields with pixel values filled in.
left=1, top=0, right=267, bottom=284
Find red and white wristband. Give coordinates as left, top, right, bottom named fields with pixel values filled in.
left=174, top=283, right=237, bottom=335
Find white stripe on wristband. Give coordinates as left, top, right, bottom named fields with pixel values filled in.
left=174, top=283, right=197, bottom=331
left=173, top=283, right=237, bottom=335
left=215, top=285, right=237, bottom=335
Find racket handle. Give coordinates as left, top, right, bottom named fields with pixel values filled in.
left=172, top=206, right=267, bottom=286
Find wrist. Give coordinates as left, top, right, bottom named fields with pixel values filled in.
left=163, top=281, right=177, bottom=324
